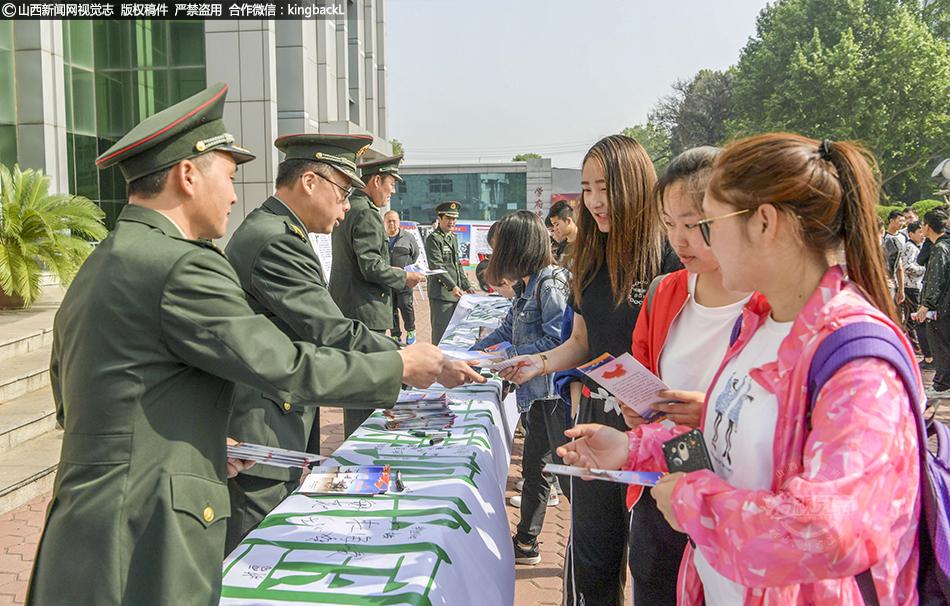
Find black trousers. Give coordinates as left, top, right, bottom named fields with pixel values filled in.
left=516, top=398, right=570, bottom=543
left=391, top=288, right=416, bottom=338
left=928, top=316, right=950, bottom=390
left=628, top=490, right=687, bottom=605
left=563, top=391, right=630, bottom=606
left=904, top=287, right=932, bottom=358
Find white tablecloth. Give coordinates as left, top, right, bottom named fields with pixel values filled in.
left=221, top=294, right=518, bottom=606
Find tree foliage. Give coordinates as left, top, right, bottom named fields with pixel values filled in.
left=727, top=0, right=950, bottom=201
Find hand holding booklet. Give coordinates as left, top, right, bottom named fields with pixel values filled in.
left=543, top=463, right=663, bottom=486
left=577, top=352, right=671, bottom=422
left=441, top=341, right=511, bottom=364
left=227, top=442, right=326, bottom=469
left=405, top=263, right=447, bottom=276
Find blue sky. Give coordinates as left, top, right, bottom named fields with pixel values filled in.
left=386, top=0, right=772, bottom=167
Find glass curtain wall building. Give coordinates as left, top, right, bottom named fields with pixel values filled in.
left=391, top=171, right=527, bottom=223
left=0, top=21, right=16, bottom=167
left=62, top=20, right=206, bottom=226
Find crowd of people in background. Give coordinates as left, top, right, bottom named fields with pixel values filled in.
left=471, top=132, right=937, bottom=605
left=880, top=204, right=950, bottom=397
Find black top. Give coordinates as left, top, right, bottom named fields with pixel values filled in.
left=571, top=244, right=682, bottom=360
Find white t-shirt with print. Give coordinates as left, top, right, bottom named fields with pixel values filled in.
left=659, top=273, right=751, bottom=393
left=693, top=315, right=793, bottom=605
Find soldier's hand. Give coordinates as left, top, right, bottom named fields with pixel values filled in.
left=226, top=437, right=255, bottom=478
left=465, top=288, right=476, bottom=294
left=451, top=286, right=465, bottom=299
left=405, top=271, right=425, bottom=288
left=398, top=343, right=446, bottom=388
left=438, top=359, right=487, bottom=388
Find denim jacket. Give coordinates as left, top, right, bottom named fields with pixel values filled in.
left=472, top=265, right=569, bottom=412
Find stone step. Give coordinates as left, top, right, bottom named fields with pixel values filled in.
left=0, top=326, right=53, bottom=363
left=0, top=284, right=63, bottom=362
left=0, top=386, right=56, bottom=454
left=0, top=430, right=62, bottom=516
left=0, top=346, right=51, bottom=405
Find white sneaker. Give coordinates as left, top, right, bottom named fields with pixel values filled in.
left=514, top=477, right=559, bottom=494
left=509, top=492, right=559, bottom=508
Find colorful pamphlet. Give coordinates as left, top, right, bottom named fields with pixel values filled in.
left=299, top=465, right=392, bottom=495
left=577, top=352, right=671, bottom=422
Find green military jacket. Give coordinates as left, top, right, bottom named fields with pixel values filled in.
left=27, top=205, right=402, bottom=606
left=328, top=190, right=407, bottom=330
left=425, top=226, right=471, bottom=301
left=224, top=197, right=398, bottom=482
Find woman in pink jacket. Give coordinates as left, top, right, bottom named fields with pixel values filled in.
left=558, top=133, right=922, bottom=605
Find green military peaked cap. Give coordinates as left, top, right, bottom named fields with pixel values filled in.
left=358, top=153, right=404, bottom=182
left=275, top=133, right=373, bottom=189
left=435, top=201, right=461, bottom=217
left=96, top=82, right=255, bottom=182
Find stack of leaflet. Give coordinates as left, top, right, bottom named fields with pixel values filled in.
left=227, top=443, right=326, bottom=469
left=384, top=390, right=456, bottom=431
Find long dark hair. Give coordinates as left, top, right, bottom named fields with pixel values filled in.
left=485, top=210, right=554, bottom=284
left=571, top=134, right=662, bottom=306
left=707, top=133, right=896, bottom=321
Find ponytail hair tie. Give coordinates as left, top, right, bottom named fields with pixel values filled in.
left=819, top=139, right=834, bottom=161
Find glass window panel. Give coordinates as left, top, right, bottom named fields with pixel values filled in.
left=165, top=68, right=206, bottom=107
left=169, top=21, right=205, bottom=67
left=95, top=21, right=131, bottom=71
left=0, top=21, right=13, bottom=50
left=71, top=135, right=99, bottom=199
left=0, top=125, right=17, bottom=168
left=67, top=21, right=95, bottom=69
left=0, top=48, right=15, bottom=124
left=95, top=72, right=131, bottom=140
left=70, top=68, right=97, bottom=136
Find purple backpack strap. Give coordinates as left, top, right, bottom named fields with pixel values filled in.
left=807, top=322, right=920, bottom=416
left=728, top=315, right=742, bottom=347
left=807, top=322, right=921, bottom=606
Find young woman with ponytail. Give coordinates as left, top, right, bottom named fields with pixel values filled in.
left=557, top=133, right=922, bottom=605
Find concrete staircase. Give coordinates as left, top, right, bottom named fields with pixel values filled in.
left=0, top=286, right=64, bottom=515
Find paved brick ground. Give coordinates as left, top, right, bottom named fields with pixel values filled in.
left=2, top=283, right=932, bottom=605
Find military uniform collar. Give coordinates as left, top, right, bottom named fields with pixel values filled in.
left=349, top=188, right=371, bottom=203
left=119, top=204, right=190, bottom=239
left=265, top=195, right=308, bottom=235
left=117, top=204, right=224, bottom=254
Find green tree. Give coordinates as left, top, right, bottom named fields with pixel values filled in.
left=650, top=69, right=735, bottom=156
left=391, top=138, right=404, bottom=156
left=512, top=153, right=542, bottom=161
left=920, top=0, right=949, bottom=42
left=728, top=0, right=950, bottom=201
left=622, top=121, right=673, bottom=174
left=0, top=164, right=108, bottom=307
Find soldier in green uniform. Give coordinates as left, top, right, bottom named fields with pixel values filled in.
left=329, top=153, right=426, bottom=437
left=425, top=201, right=475, bottom=343
left=223, top=135, right=484, bottom=551
left=26, top=84, right=447, bottom=606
